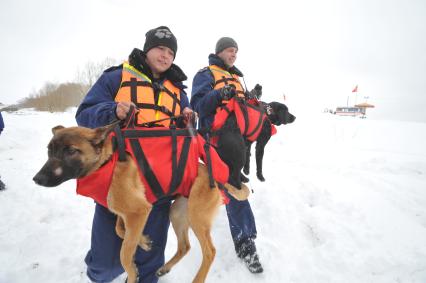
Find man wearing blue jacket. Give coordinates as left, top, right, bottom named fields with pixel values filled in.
left=190, top=37, right=263, bottom=274
left=76, top=26, right=193, bottom=283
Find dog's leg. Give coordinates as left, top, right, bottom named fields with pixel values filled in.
left=115, top=216, right=125, bottom=239
left=217, top=116, right=246, bottom=189
left=255, top=134, right=270, bottom=182
left=157, top=196, right=191, bottom=277
left=116, top=216, right=152, bottom=251
left=110, top=158, right=153, bottom=282
left=229, top=164, right=243, bottom=189
left=110, top=170, right=152, bottom=283
left=188, top=165, right=222, bottom=283
left=119, top=206, right=151, bottom=283
left=243, top=141, right=252, bottom=175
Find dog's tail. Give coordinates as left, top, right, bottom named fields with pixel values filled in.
left=223, top=183, right=250, bottom=201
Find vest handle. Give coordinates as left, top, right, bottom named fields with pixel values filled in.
left=120, top=105, right=137, bottom=129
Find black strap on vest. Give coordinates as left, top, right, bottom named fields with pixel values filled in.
left=121, top=79, right=152, bottom=88
left=113, top=125, right=127, bottom=162
left=121, top=79, right=152, bottom=104
left=203, top=133, right=216, bottom=189
left=122, top=128, right=192, bottom=138
left=217, top=183, right=225, bottom=191
left=217, top=76, right=239, bottom=86
left=135, top=103, right=174, bottom=117
left=169, top=126, right=178, bottom=195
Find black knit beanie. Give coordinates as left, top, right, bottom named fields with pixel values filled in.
left=215, top=37, right=238, bottom=54
left=143, top=26, right=177, bottom=57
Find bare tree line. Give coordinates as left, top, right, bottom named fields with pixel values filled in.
left=16, top=58, right=118, bottom=112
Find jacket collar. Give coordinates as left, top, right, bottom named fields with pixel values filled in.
left=128, top=48, right=187, bottom=84
left=208, top=53, right=244, bottom=77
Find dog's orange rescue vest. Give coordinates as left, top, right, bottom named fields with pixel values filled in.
left=115, top=62, right=181, bottom=127
left=76, top=127, right=230, bottom=207
left=209, top=65, right=245, bottom=103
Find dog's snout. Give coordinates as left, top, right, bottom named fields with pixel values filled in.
left=33, top=173, right=48, bottom=186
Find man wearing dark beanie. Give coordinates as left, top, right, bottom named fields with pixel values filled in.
left=191, top=37, right=264, bottom=274
left=76, top=26, right=193, bottom=283
left=143, top=26, right=178, bottom=57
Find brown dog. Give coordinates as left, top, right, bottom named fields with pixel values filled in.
left=33, top=123, right=249, bottom=283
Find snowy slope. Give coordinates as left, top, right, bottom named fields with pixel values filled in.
left=1, top=109, right=426, bottom=283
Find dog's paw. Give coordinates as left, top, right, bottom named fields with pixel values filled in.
left=139, top=234, right=152, bottom=251
left=125, top=275, right=139, bottom=283
left=256, top=173, right=265, bottom=182
left=243, top=167, right=250, bottom=175
left=241, top=174, right=250, bottom=183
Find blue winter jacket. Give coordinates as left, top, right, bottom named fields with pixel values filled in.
left=0, top=112, right=4, bottom=133
left=190, top=54, right=244, bottom=129
left=76, top=54, right=190, bottom=129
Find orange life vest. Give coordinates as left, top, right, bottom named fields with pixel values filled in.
left=115, top=62, right=181, bottom=127
left=209, top=65, right=245, bottom=104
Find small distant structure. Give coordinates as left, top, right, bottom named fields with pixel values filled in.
left=330, top=85, right=375, bottom=118
left=354, top=102, right=375, bottom=115
left=334, top=106, right=365, bottom=117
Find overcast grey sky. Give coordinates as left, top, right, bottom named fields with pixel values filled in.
left=1, top=0, right=425, bottom=122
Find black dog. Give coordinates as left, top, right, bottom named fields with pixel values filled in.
left=243, top=101, right=295, bottom=182
left=210, top=84, right=295, bottom=189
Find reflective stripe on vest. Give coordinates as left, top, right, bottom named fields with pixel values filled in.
left=115, top=62, right=181, bottom=127
left=209, top=65, right=245, bottom=103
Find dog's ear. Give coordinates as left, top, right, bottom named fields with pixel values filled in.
left=91, top=122, right=119, bottom=146
left=52, top=125, right=65, bottom=135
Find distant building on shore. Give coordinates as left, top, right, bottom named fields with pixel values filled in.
left=332, top=103, right=375, bottom=118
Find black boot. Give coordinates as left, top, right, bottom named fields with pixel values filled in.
left=236, top=238, right=264, bottom=274
left=0, top=178, right=5, bottom=191
left=242, top=252, right=263, bottom=273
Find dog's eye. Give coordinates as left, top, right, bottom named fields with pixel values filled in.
left=65, top=147, right=79, bottom=155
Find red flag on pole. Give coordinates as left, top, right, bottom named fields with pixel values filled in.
left=352, top=85, right=358, bottom=92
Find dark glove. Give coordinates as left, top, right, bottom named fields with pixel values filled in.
left=251, top=84, right=263, bottom=99
left=220, top=85, right=236, bottom=100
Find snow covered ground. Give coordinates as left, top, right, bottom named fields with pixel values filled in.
left=1, top=109, right=426, bottom=283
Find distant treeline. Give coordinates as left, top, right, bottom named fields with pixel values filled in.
left=19, top=82, right=89, bottom=112
left=15, top=58, right=118, bottom=112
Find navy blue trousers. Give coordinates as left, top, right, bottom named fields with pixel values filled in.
left=225, top=191, right=257, bottom=251
left=85, top=200, right=171, bottom=283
